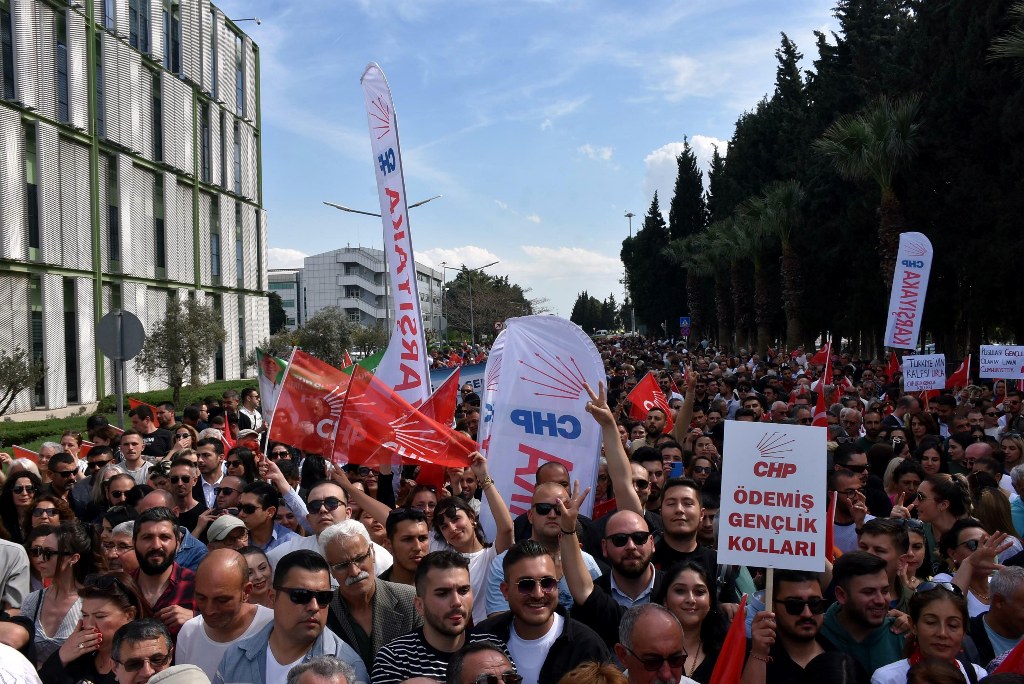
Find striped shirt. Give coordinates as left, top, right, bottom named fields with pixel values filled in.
left=370, top=629, right=509, bottom=684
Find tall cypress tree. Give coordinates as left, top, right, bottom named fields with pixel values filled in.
left=668, top=138, right=707, bottom=241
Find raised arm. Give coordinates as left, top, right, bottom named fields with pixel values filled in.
left=557, top=481, right=595, bottom=605
left=474, top=453, right=514, bottom=554
left=585, top=381, right=642, bottom=515
left=330, top=465, right=394, bottom=527
left=672, top=362, right=697, bottom=445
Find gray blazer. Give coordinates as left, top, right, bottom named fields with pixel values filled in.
left=327, top=578, right=422, bottom=666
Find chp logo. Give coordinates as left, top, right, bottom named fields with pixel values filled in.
left=752, top=431, right=797, bottom=478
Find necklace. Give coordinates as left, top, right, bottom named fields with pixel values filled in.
left=687, top=641, right=703, bottom=677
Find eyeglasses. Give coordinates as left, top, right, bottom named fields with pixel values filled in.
left=214, top=486, right=237, bottom=497
left=532, top=503, right=561, bottom=516
left=28, top=547, right=57, bottom=561
left=774, top=596, right=827, bottom=615
left=169, top=475, right=191, bottom=485
left=515, top=576, right=558, bottom=594
left=308, top=497, right=345, bottom=514
left=109, top=490, right=130, bottom=500
left=957, top=539, right=982, bottom=552
left=226, top=460, right=242, bottom=468
left=632, top=479, right=650, bottom=491
left=985, top=412, right=998, bottom=417
left=175, top=433, right=191, bottom=440
left=330, top=548, right=372, bottom=573
left=837, top=488, right=862, bottom=498
left=270, top=450, right=290, bottom=458
left=888, top=518, right=925, bottom=531
left=238, top=503, right=260, bottom=515
left=50, top=469, right=77, bottom=479
left=917, top=581, right=964, bottom=597
left=101, top=542, right=134, bottom=554
left=605, top=532, right=652, bottom=547
left=12, top=485, right=37, bottom=495
left=844, top=464, right=868, bottom=473
left=622, top=645, right=687, bottom=672
left=114, top=652, right=172, bottom=672
left=691, top=465, right=715, bottom=475
left=472, top=673, right=523, bottom=684
left=31, top=507, right=58, bottom=518
left=274, top=587, right=333, bottom=607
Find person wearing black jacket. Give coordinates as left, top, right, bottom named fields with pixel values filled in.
left=476, top=540, right=609, bottom=684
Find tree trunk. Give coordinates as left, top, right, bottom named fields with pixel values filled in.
left=714, top=273, right=732, bottom=348
left=686, top=270, right=702, bottom=343
left=779, top=243, right=803, bottom=350
left=878, top=188, right=907, bottom=290
left=754, top=260, right=772, bottom=354
left=731, top=262, right=751, bottom=351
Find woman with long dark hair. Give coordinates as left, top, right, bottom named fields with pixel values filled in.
left=0, top=471, right=41, bottom=544
left=653, top=560, right=727, bottom=683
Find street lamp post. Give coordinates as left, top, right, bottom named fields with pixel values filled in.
left=624, top=211, right=636, bottom=334
left=438, top=260, right=499, bottom=344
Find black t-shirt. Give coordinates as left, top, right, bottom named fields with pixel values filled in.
left=652, top=539, right=738, bottom=602
left=142, top=428, right=173, bottom=457
left=177, top=501, right=208, bottom=533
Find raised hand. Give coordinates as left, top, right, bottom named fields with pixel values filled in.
left=583, top=381, right=616, bottom=428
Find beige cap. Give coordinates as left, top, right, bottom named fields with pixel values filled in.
left=207, top=515, right=246, bottom=542
left=148, top=664, right=211, bottom=684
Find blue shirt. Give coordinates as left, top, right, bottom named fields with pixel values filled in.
left=251, top=523, right=298, bottom=553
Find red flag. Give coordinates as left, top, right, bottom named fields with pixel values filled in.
left=78, top=441, right=95, bottom=459
left=810, top=344, right=830, bottom=366
left=334, top=365, right=476, bottom=469
left=268, top=350, right=351, bottom=457
left=918, top=389, right=939, bottom=411
left=593, top=498, right=617, bottom=520
left=709, top=594, right=748, bottom=684
left=410, top=370, right=464, bottom=491
left=886, top=351, right=902, bottom=380
left=946, top=355, right=970, bottom=389
left=820, top=339, right=834, bottom=387
left=626, top=372, right=675, bottom=433
left=108, top=425, right=125, bottom=436
left=12, top=446, right=38, bottom=464
left=670, top=375, right=681, bottom=397
left=342, top=350, right=354, bottom=369
left=812, top=383, right=829, bottom=428
left=128, top=397, right=159, bottom=416
left=449, top=351, right=462, bottom=366
left=994, top=633, right=1024, bottom=673
left=473, top=351, right=487, bottom=364
left=825, top=490, right=838, bottom=563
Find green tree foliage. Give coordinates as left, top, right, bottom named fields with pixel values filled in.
left=668, top=139, right=707, bottom=241
left=291, top=306, right=352, bottom=366
left=135, top=297, right=226, bottom=407
left=570, top=292, right=620, bottom=333
left=0, top=347, right=44, bottom=417
left=268, top=292, right=287, bottom=334
left=444, top=269, right=532, bottom=342
left=621, top=194, right=680, bottom=333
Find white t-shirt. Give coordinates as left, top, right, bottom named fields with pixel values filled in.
left=175, top=605, right=275, bottom=679
left=508, top=613, right=564, bottom=684
left=466, top=545, right=498, bottom=625
left=265, top=648, right=304, bottom=684
left=0, top=641, right=41, bottom=684
left=870, top=657, right=986, bottom=684
left=933, top=573, right=990, bottom=618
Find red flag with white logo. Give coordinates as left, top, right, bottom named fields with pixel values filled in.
left=342, top=350, right=354, bottom=369
left=268, top=350, right=351, bottom=457
left=626, top=372, right=675, bottom=433
left=946, top=355, right=970, bottom=389
left=412, top=369, right=463, bottom=491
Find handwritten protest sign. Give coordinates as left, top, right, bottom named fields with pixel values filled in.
left=902, top=354, right=946, bottom=392
left=718, top=421, right=826, bottom=572
left=980, top=346, right=1024, bottom=379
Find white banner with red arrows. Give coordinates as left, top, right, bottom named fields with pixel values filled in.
left=884, top=232, right=933, bottom=350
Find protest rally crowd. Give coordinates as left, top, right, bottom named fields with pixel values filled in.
left=2, top=336, right=1024, bottom=684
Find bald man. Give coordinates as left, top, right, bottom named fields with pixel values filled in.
left=176, top=549, right=274, bottom=680
left=511, top=462, right=602, bottom=555
left=136, top=489, right=208, bottom=571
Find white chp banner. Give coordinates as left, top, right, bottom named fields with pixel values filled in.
left=718, top=420, right=827, bottom=572
left=883, top=232, right=933, bottom=350
left=478, top=316, right=603, bottom=540
left=360, top=63, right=430, bottom=407
left=902, top=354, right=946, bottom=392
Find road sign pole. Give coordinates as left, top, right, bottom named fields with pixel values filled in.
left=115, top=310, right=125, bottom=429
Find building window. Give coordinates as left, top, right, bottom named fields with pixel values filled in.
left=208, top=7, right=217, bottom=98
left=103, top=0, right=114, bottom=30
left=55, top=14, right=69, bottom=123
left=199, top=101, right=210, bottom=182
left=269, top=282, right=291, bottom=290
left=345, top=286, right=360, bottom=298
left=255, top=208, right=262, bottom=286
left=129, top=0, right=149, bottom=53
left=0, top=2, right=14, bottom=100
left=280, top=299, right=294, bottom=308
left=210, top=200, right=221, bottom=280
left=163, top=0, right=180, bottom=74
left=237, top=294, right=245, bottom=377
left=234, top=33, right=243, bottom=116
left=286, top=317, right=295, bottom=326
left=210, top=294, right=224, bottom=380
left=63, top=279, right=79, bottom=404
left=95, top=35, right=105, bottom=137
left=232, top=120, right=241, bottom=193
left=347, top=313, right=360, bottom=323
left=219, top=110, right=226, bottom=186
left=151, top=73, right=162, bottom=160
left=30, top=275, right=43, bottom=407
left=24, top=122, right=39, bottom=252
left=235, top=202, right=243, bottom=285
left=154, top=177, right=165, bottom=271
left=107, top=155, right=119, bottom=263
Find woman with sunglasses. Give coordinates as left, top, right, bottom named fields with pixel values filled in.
left=21, top=521, right=97, bottom=666
left=915, top=474, right=972, bottom=576
left=41, top=571, right=150, bottom=684
left=652, top=560, right=726, bottom=683
left=23, top=494, right=75, bottom=541
left=239, top=547, right=274, bottom=608
left=933, top=519, right=1012, bottom=618
left=225, top=446, right=259, bottom=485
left=168, top=423, right=198, bottom=454
left=686, top=457, right=718, bottom=489
left=869, top=583, right=986, bottom=684
left=0, top=471, right=41, bottom=544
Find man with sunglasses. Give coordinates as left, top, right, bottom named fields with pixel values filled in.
left=833, top=442, right=892, bottom=518
left=476, top=540, right=608, bottom=684
left=615, top=603, right=695, bottom=684
left=239, top=482, right=298, bottom=553
left=215, top=550, right=369, bottom=684
left=168, top=459, right=207, bottom=534
left=447, top=641, right=519, bottom=684
left=110, top=618, right=174, bottom=684
left=70, top=445, right=117, bottom=519
left=43, top=452, right=80, bottom=504
left=319, top=520, right=421, bottom=671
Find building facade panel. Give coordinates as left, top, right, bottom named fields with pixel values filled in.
left=36, top=121, right=62, bottom=266
left=243, top=35, right=255, bottom=123
left=222, top=290, right=238, bottom=378
left=0, top=106, right=26, bottom=261
left=218, top=192, right=234, bottom=284
left=66, top=8, right=88, bottom=131
left=59, top=138, right=92, bottom=271
left=129, top=163, right=155, bottom=279
left=74, top=277, right=96, bottom=403
left=12, top=0, right=38, bottom=110
left=0, top=273, right=32, bottom=413
left=41, top=273, right=66, bottom=409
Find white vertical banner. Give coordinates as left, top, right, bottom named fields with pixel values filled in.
left=883, top=232, right=934, bottom=350
left=478, top=317, right=603, bottom=540
left=360, top=63, right=431, bottom=407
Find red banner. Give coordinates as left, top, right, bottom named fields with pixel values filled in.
left=626, top=372, right=674, bottom=433
left=268, top=350, right=351, bottom=457
left=128, top=397, right=160, bottom=416
left=12, top=446, right=38, bottom=464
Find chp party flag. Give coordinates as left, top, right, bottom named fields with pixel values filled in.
left=342, top=350, right=354, bottom=369
left=255, top=348, right=289, bottom=424
left=886, top=351, right=902, bottom=380
left=884, top=232, right=934, bottom=350
left=334, top=365, right=475, bottom=469
left=626, top=372, right=675, bottom=433
left=406, top=368, right=464, bottom=492
left=361, top=63, right=431, bottom=409
left=946, top=354, right=971, bottom=389
left=268, top=350, right=351, bottom=457
left=128, top=397, right=159, bottom=416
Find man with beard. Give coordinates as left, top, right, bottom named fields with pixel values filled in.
left=371, top=551, right=507, bottom=684
left=215, top=550, right=369, bottom=684
left=477, top=541, right=608, bottom=684
left=131, top=507, right=196, bottom=639
left=819, top=551, right=904, bottom=675
left=378, top=507, right=430, bottom=586
left=136, top=490, right=209, bottom=571
left=319, top=520, right=421, bottom=670
left=632, top=449, right=666, bottom=515
left=742, top=571, right=862, bottom=683
left=512, top=462, right=600, bottom=554
left=643, top=407, right=669, bottom=446
left=175, top=550, right=274, bottom=680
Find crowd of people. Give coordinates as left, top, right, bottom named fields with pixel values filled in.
left=0, top=338, right=1024, bottom=684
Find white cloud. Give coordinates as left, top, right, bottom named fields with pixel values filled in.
left=643, top=135, right=727, bottom=208
left=268, top=247, right=309, bottom=269
left=495, top=200, right=509, bottom=210
left=540, top=118, right=553, bottom=131
left=494, top=200, right=542, bottom=224
left=578, top=144, right=614, bottom=162
left=525, top=214, right=541, bottom=224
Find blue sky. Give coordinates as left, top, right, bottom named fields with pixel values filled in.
left=216, top=0, right=836, bottom=317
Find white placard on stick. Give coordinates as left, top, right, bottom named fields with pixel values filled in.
left=717, top=421, right=827, bottom=572
left=902, top=354, right=946, bottom=392
left=980, top=345, right=1024, bottom=379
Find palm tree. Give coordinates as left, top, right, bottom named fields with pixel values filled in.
left=709, top=218, right=753, bottom=350
left=813, top=95, right=921, bottom=287
left=733, top=201, right=775, bottom=354
left=663, top=233, right=714, bottom=341
left=990, top=2, right=1024, bottom=75
left=760, top=180, right=806, bottom=348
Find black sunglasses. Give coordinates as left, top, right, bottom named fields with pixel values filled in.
left=215, top=486, right=237, bottom=497
left=532, top=503, right=561, bottom=516
left=109, top=490, right=129, bottom=499
left=632, top=479, right=650, bottom=491
left=169, top=475, right=191, bottom=485
left=115, top=653, right=172, bottom=672
left=28, top=547, right=57, bottom=561
left=238, top=503, right=260, bottom=515
left=270, top=450, right=291, bottom=458
left=85, top=459, right=112, bottom=471
left=774, top=596, right=827, bottom=615
left=308, top=497, right=345, bottom=514
left=472, top=674, right=522, bottom=684
left=691, top=465, right=716, bottom=475
left=12, top=485, right=37, bottom=494
left=623, top=645, right=686, bottom=672
left=31, top=507, right=58, bottom=518
left=274, top=586, right=333, bottom=607
left=889, top=517, right=925, bottom=531
left=957, top=539, right=982, bottom=553
left=50, top=469, right=77, bottom=479
left=606, top=532, right=652, bottom=547
left=226, top=460, right=242, bottom=468
left=515, top=576, right=558, bottom=594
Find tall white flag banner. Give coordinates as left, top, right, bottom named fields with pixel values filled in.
left=360, top=63, right=430, bottom=407
left=718, top=420, right=827, bottom=572
left=883, top=232, right=933, bottom=350
left=478, top=317, right=603, bottom=540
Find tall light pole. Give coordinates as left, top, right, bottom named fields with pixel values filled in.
left=440, top=260, right=499, bottom=344
left=623, top=211, right=636, bottom=334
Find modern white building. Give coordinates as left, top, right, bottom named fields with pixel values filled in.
left=0, top=0, right=268, bottom=413
left=268, top=268, right=302, bottom=330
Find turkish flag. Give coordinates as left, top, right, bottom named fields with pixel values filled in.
left=342, top=350, right=354, bottom=369
left=128, top=398, right=159, bottom=416
left=626, top=372, right=675, bottom=433
left=268, top=350, right=351, bottom=457
left=12, top=446, right=38, bottom=464
left=886, top=351, right=902, bottom=380
left=449, top=352, right=462, bottom=366
left=709, top=594, right=748, bottom=684
left=812, top=384, right=829, bottom=428
left=810, top=344, right=830, bottom=367
left=946, top=355, right=970, bottom=389
left=334, top=365, right=476, bottom=469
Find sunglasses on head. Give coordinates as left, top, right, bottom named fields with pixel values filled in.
left=888, top=517, right=924, bottom=531
left=917, top=581, right=964, bottom=596
left=472, top=674, right=522, bottom=684
left=623, top=645, right=687, bottom=672
left=532, top=503, right=561, bottom=516
left=308, top=497, right=345, bottom=514
left=605, top=531, right=652, bottom=547
left=274, top=586, right=333, bottom=607
left=28, top=547, right=57, bottom=561
left=774, top=596, right=827, bottom=615
left=12, top=485, right=37, bottom=494
left=115, top=652, right=171, bottom=672
left=515, top=576, right=558, bottom=594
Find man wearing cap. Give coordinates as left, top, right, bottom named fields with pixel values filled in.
left=207, top=516, right=250, bottom=551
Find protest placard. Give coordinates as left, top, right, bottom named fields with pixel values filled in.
left=902, top=354, right=946, bottom=392
left=717, top=421, right=827, bottom=572
left=980, top=345, right=1024, bottom=379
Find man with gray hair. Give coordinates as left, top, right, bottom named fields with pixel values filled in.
left=839, top=407, right=863, bottom=439
left=968, top=565, right=1024, bottom=666
left=287, top=655, right=356, bottom=684
left=615, top=603, right=698, bottom=684
left=37, top=442, right=63, bottom=477
left=446, top=641, right=516, bottom=684
left=102, top=521, right=138, bottom=574
left=319, top=520, right=421, bottom=671
left=110, top=618, right=175, bottom=684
